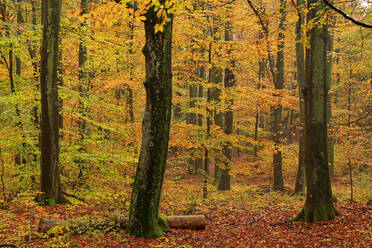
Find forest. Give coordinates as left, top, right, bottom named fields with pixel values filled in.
left=0, top=0, right=371, bottom=247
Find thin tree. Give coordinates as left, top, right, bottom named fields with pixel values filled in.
left=76, top=0, right=90, bottom=181
left=220, top=4, right=236, bottom=191
left=293, top=0, right=305, bottom=195
left=271, top=0, right=286, bottom=191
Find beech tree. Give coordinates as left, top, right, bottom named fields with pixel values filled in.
left=128, top=1, right=174, bottom=238
left=294, top=0, right=306, bottom=195
left=38, top=0, right=65, bottom=204
left=271, top=0, right=286, bottom=191
left=294, top=0, right=337, bottom=222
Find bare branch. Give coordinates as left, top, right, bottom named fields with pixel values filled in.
left=323, top=0, right=372, bottom=28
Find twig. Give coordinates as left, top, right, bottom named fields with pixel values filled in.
left=0, top=244, right=18, bottom=248
left=0, top=148, right=7, bottom=204
left=247, top=215, right=263, bottom=225
left=29, top=206, right=36, bottom=242
left=270, top=218, right=293, bottom=227
left=331, top=110, right=371, bottom=127
left=62, top=191, right=90, bottom=205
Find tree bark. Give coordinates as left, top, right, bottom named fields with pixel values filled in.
left=38, top=0, right=65, bottom=205
left=209, top=27, right=224, bottom=188
left=219, top=14, right=235, bottom=191
left=294, top=0, right=306, bottom=195
left=293, top=0, right=337, bottom=222
left=272, top=0, right=286, bottom=191
left=128, top=4, right=173, bottom=238
left=75, top=0, right=90, bottom=181
left=326, top=34, right=334, bottom=179
left=186, top=75, right=198, bottom=173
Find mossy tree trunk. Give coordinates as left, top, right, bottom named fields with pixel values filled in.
left=39, top=0, right=65, bottom=205
left=294, top=0, right=337, bottom=222
left=272, top=0, right=286, bottom=191
left=128, top=4, right=173, bottom=238
left=294, top=0, right=306, bottom=195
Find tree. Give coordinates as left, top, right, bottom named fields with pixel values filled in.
left=220, top=4, right=236, bottom=191
left=76, top=0, right=90, bottom=180
left=38, top=0, right=65, bottom=205
left=271, top=0, right=286, bottom=191
left=294, top=0, right=306, bottom=195
left=128, top=2, right=173, bottom=238
left=293, top=0, right=337, bottom=222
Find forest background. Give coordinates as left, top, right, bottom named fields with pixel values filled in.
left=0, top=0, right=371, bottom=247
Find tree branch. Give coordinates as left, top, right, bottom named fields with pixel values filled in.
left=246, top=0, right=277, bottom=88
left=62, top=191, right=91, bottom=205
left=332, top=110, right=371, bottom=127
left=323, top=0, right=372, bottom=29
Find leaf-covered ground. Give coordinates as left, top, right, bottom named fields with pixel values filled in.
left=0, top=175, right=371, bottom=247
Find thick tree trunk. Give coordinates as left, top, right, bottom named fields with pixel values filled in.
left=38, top=215, right=206, bottom=234
left=38, top=0, right=65, bottom=205
left=294, top=0, right=306, bottom=195
left=128, top=4, right=173, bottom=238
left=272, top=0, right=286, bottom=191
left=293, top=0, right=337, bottom=222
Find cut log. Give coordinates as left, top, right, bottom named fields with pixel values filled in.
left=38, top=215, right=206, bottom=234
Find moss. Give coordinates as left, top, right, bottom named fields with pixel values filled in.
left=158, top=216, right=169, bottom=232
left=292, top=209, right=305, bottom=221
left=293, top=200, right=337, bottom=222
left=143, top=224, right=164, bottom=238
left=48, top=198, right=57, bottom=207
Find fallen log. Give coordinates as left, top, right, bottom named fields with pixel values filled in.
left=38, top=215, right=206, bottom=234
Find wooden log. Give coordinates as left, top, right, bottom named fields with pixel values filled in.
left=38, top=215, right=206, bottom=234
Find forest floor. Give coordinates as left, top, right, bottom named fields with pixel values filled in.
left=0, top=172, right=371, bottom=247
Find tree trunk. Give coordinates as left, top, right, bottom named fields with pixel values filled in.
left=76, top=0, right=90, bottom=181
left=186, top=79, right=198, bottom=173
left=38, top=0, right=65, bottom=205
left=209, top=27, right=224, bottom=188
left=219, top=15, right=235, bottom=191
left=15, top=2, right=27, bottom=165
left=326, top=34, right=334, bottom=179
left=128, top=5, right=173, bottom=238
left=272, top=0, right=286, bottom=191
left=294, top=0, right=306, bottom=195
left=38, top=215, right=206, bottom=234
left=204, top=42, right=213, bottom=198
left=293, top=0, right=337, bottom=222
left=126, top=15, right=135, bottom=123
